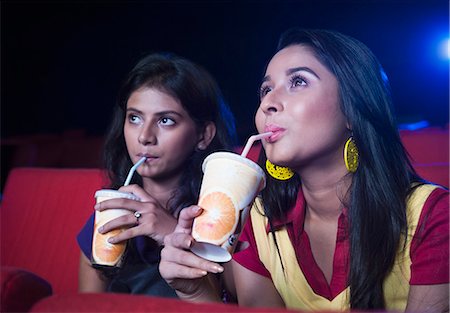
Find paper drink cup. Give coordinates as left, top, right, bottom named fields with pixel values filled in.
left=191, top=152, right=266, bottom=262
left=91, top=189, right=140, bottom=267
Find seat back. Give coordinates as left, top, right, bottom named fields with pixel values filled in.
left=400, top=128, right=449, bottom=187
left=400, top=128, right=449, bottom=163
left=1, top=168, right=108, bottom=294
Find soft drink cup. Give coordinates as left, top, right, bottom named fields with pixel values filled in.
left=191, top=152, right=266, bottom=262
left=91, top=189, right=140, bottom=267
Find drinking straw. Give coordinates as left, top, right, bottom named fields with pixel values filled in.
left=124, top=157, right=147, bottom=186
left=240, top=132, right=273, bottom=158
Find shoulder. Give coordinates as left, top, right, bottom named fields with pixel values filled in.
left=407, top=184, right=448, bottom=216
left=417, top=184, right=448, bottom=228
left=409, top=185, right=449, bottom=284
left=408, top=184, right=448, bottom=246
left=424, top=185, right=449, bottom=203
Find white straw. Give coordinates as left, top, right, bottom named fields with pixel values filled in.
left=240, top=132, right=273, bottom=158
left=124, top=157, right=147, bottom=186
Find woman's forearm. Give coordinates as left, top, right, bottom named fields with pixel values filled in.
left=175, top=274, right=222, bottom=303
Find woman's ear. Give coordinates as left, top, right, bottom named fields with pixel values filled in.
left=345, top=121, right=352, bottom=131
left=197, top=122, right=216, bottom=150
left=346, top=122, right=352, bottom=132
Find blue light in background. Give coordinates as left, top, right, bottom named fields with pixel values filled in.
left=398, top=120, right=430, bottom=131
left=423, top=30, right=449, bottom=66
left=438, top=37, right=450, bottom=60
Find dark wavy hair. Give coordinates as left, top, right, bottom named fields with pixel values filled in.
left=103, top=52, right=237, bottom=216
left=259, top=28, right=422, bottom=310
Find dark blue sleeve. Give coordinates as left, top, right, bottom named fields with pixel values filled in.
left=77, top=213, right=95, bottom=259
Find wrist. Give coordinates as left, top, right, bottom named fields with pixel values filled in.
left=175, top=274, right=222, bottom=303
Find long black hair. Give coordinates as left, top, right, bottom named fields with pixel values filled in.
left=103, top=52, right=237, bottom=215
left=259, top=28, right=422, bottom=309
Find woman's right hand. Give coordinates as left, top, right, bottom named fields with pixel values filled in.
left=95, top=184, right=177, bottom=245
left=159, top=205, right=225, bottom=302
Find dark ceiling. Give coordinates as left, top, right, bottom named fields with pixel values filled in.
left=2, top=0, right=448, bottom=143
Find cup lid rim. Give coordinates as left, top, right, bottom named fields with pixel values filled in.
left=202, top=151, right=265, bottom=178
left=95, top=189, right=140, bottom=200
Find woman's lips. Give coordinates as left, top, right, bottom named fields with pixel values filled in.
left=264, top=125, right=285, bottom=143
left=138, top=154, right=157, bottom=162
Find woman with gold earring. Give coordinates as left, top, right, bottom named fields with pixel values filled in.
left=159, top=28, right=448, bottom=312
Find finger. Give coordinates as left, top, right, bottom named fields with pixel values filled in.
left=162, top=234, right=224, bottom=274
left=98, top=214, right=135, bottom=233
left=160, top=246, right=224, bottom=275
left=107, top=226, right=140, bottom=244
left=95, top=197, right=142, bottom=212
left=159, top=258, right=207, bottom=280
left=175, top=206, right=203, bottom=233
left=164, top=232, right=194, bottom=249
left=118, top=184, right=156, bottom=202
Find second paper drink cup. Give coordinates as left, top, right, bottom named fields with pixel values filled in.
left=191, top=152, right=266, bottom=262
left=91, top=189, right=140, bottom=267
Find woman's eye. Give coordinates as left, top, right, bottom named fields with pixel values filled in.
left=159, top=117, right=175, bottom=126
left=259, top=86, right=272, bottom=98
left=290, top=75, right=307, bottom=88
left=129, top=114, right=142, bottom=124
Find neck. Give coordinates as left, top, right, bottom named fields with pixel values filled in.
left=142, top=174, right=182, bottom=209
left=297, top=162, right=351, bottom=220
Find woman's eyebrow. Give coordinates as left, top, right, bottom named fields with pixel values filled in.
left=153, top=110, right=183, bottom=118
left=126, top=107, right=143, bottom=114
left=261, top=75, right=271, bottom=84
left=261, top=66, right=321, bottom=84
left=286, top=67, right=320, bottom=79
left=126, top=108, right=183, bottom=117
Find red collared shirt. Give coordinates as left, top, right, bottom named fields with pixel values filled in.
left=233, top=187, right=449, bottom=300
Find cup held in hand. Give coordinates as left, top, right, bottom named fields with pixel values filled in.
left=91, top=189, right=140, bottom=267
left=191, top=152, right=266, bottom=262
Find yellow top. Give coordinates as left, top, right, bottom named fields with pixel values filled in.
left=251, top=184, right=439, bottom=311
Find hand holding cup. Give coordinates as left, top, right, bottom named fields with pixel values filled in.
left=95, top=184, right=177, bottom=245
left=159, top=205, right=224, bottom=299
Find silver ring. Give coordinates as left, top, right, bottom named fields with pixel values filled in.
left=134, top=211, right=142, bottom=224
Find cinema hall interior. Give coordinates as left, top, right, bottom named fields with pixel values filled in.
left=1, top=1, right=448, bottom=312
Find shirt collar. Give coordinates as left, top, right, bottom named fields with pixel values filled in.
left=266, top=188, right=307, bottom=234
left=265, top=188, right=349, bottom=237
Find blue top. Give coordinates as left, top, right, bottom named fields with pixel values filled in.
left=77, top=213, right=177, bottom=297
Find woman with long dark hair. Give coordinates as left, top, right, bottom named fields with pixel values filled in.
left=159, top=28, right=449, bottom=311
left=77, top=52, right=236, bottom=295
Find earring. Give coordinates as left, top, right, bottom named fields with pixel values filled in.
left=344, top=137, right=359, bottom=173
left=265, top=160, right=294, bottom=180
left=197, top=144, right=205, bottom=151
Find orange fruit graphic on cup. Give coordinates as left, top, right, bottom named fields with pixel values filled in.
left=192, top=191, right=238, bottom=245
left=91, top=189, right=140, bottom=267
left=92, top=223, right=126, bottom=265
left=190, top=152, right=266, bottom=262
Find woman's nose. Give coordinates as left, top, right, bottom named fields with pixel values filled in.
left=259, top=89, right=284, bottom=114
left=138, top=123, right=157, bottom=145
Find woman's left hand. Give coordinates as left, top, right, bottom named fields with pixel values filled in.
left=95, top=184, right=177, bottom=245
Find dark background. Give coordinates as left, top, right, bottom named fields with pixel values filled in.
left=2, top=0, right=449, bottom=144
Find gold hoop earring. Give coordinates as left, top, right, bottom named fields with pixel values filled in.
left=265, top=160, right=294, bottom=180
left=344, top=137, right=359, bottom=173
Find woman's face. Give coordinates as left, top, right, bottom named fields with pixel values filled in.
left=124, top=87, right=202, bottom=181
left=255, top=44, right=349, bottom=171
